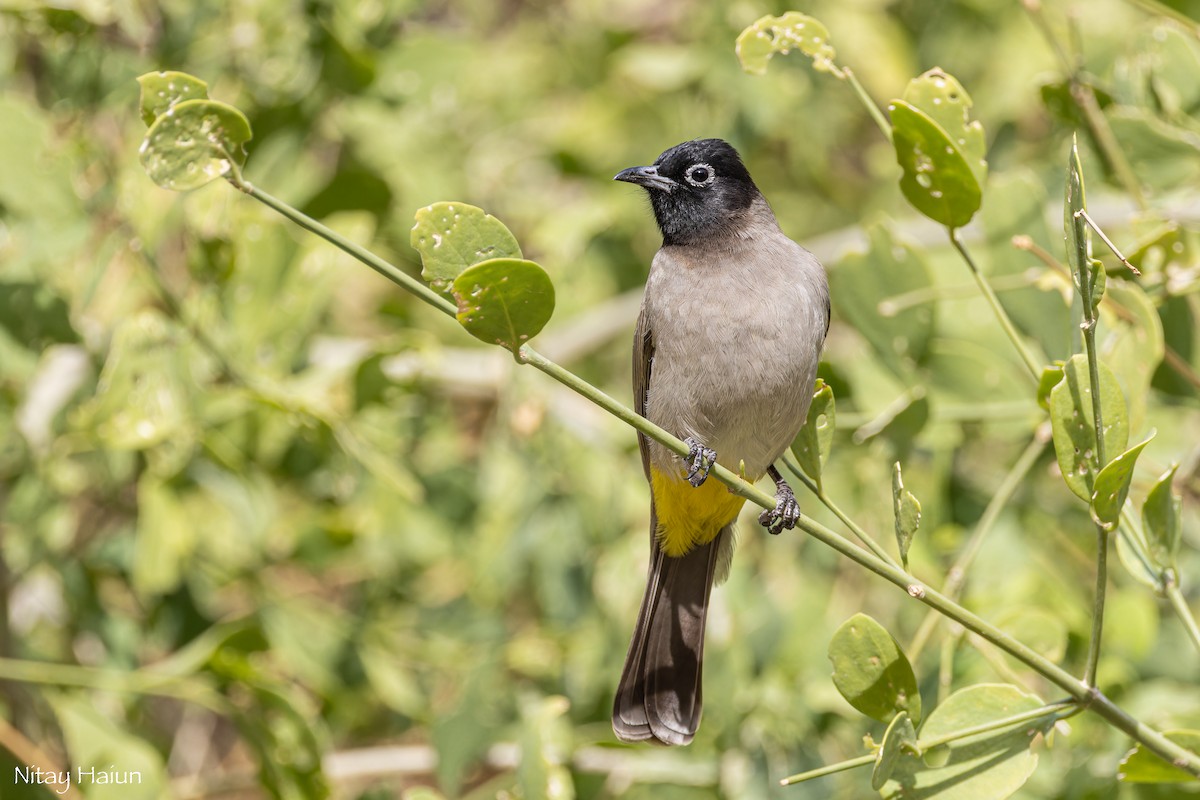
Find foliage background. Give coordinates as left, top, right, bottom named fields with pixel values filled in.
left=1, top=0, right=1200, bottom=798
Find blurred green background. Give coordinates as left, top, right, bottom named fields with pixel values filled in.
left=2, top=0, right=1200, bottom=798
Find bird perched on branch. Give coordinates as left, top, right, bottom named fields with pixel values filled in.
left=612, top=138, right=829, bottom=745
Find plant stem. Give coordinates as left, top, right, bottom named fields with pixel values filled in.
left=948, top=231, right=1042, bottom=382
left=234, top=180, right=1200, bottom=778
left=1167, top=580, right=1200, bottom=656
left=781, top=453, right=901, bottom=569
left=840, top=67, right=893, bottom=143
left=779, top=753, right=876, bottom=786
left=0, top=657, right=230, bottom=713
left=908, top=429, right=1049, bottom=662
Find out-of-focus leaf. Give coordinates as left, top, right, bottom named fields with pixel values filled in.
left=133, top=474, right=196, bottom=599
left=1049, top=354, right=1129, bottom=502
left=410, top=202, right=522, bottom=292
left=139, top=99, right=252, bottom=191
left=1118, top=730, right=1200, bottom=783
left=881, top=684, right=1047, bottom=800
left=0, top=282, right=80, bottom=349
left=828, top=613, right=921, bottom=723
left=1103, top=280, right=1165, bottom=432
left=451, top=258, right=555, bottom=353
left=1107, top=106, right=1200, bottom=191
left=831, top=223, right=935, bottom=380
left=791, top=379, right=835, bottom=489
left=892, top=462, right=921, bottom=569
left=1143, top=464, right=1182, bottom=568
left=873, top=711, right=917, bottom=791
left=48, top=695, right=168, bottom=800
left=735, top=12, right=837, bottom=75
left=1117, top=527, right=1165, bottom=592
left=1037, top=363, right=1064, bottom=411
left=518, top=695, right=574, bottom=800
left=901, top=68, right=987, bottom=187
left=888, top=100, right=981, bottom=229
left=136, top=70, right=209, bottom=126
left=1091, top=431, right=1155, bottom=530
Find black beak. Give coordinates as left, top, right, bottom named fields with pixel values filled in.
left=614, top=165, right=675, bottom=191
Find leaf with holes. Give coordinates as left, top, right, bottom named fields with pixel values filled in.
left=889, top=100, right=981, bottom=229
left=1091, top=431, right=1155, bottom=530
left=735, top=12, right=837, bottom=76
left=892, top=462, right=921, bottom=569
left=902, top=68, right=987, bottom=187
left=139, top=99, right=252, bottom=191
left=411, top=202, right=523, bottom=292
left=1143, top=465, right=1182, bottom=569
left=1049, top=354, right=1129, bottom=502
left=452, top=258, right=554, bottom=354
left=828, top=613, right=921, bottom=724
left=791, top=379, right=835, bottom=490
left=880, top=684, right=1048, bottom=800
left=137, top=70, right=210, bottom=127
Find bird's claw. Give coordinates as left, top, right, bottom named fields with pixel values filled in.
left=684, top=437, right=717, bottom=487
left=759, top=482, right=800, bottom=535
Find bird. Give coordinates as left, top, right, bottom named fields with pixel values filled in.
left=611, top=138, right=830, bottom=745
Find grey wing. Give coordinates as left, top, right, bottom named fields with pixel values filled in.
left=633, top=305, right=654, bottom=482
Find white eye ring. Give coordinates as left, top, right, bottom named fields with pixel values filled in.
left=684, top=163, right=715, bottom=187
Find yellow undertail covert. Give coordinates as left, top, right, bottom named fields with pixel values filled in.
left=650, top=466, right=749, bottom=556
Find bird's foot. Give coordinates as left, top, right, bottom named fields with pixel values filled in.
left=683, top=437, right=717, bottom=487
left=759, top=481, right=800, bottom=535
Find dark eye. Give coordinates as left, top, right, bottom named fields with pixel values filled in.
left=684, top=163, right=715, bottom=187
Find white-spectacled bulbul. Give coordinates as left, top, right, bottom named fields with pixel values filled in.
left=612, top=139, right=829, bottom=745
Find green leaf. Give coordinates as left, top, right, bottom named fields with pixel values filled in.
left=735, top=12, right=837, bottom=76
left=901, top=68, right=987, bottom=187
left=1091, top=431, right=1155, bottom=530
left=1103, top=279, right=1165, bottom=432
left=1049, top=354, right=1129, bottom=502
left=881, top=684, right=1046, bottom=800
left=139, top=99, right=252, bottom=191
left=517, top=695, right=573, bottom=800
left=1143, top=464, right=1182, bottom=569
left=1107, top=106, right=1200, bottom=191
left=791, top=379, right=835, bottom=489
left=1037, top=362, right=1064, bottom=411
left=1064, top=137, right=1104, bottom=316
left=1119, top=730, right=1200, bottom=783
left=451, top=258, right=555, bottom=353
left=136, top=70, right=210, bottom=127
left=49, top=696, right=169, bottom=800
left=1117, top=526, right=1165, bottom=592
left=873, top=711, right=917, bottom=791
left=133, top=474, right=196, bottom=599
left=828, top=613, right=921, bottom=723
left=410, top=202, right=523, bottom=292
left=892, top=462, right=921, bottom=569
left=888, top=100, right=982, bottom=229
left=829, top=223, right=935, bottom=381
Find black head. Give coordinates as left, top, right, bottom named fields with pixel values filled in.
left=614, top=139, right=761, bottom=245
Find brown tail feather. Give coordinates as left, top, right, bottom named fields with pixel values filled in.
left=612, top=513, right=726, bottom=745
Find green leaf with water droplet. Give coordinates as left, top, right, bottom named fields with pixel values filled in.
left=1143, top=464, right=1182, bottom=569
left=1049, top=354, right=1129, bottom=502
left=828, top=613, right=921, bottom=724
left=411, top=202, right=523, bottom=292
left=1119, top=730, right=1200, bottom=783
left=1091, top=431, right=1155, bottom=530
left=137, top=70, right=209, bottom=127
left=880, top=684, right=1047, bottom=800
left=889, top=100, right=981, bottom=229
left=139, top=99, right=252, bottom=192
left=873, top=711, right=917, bottom=791
left=452, top=258, right=554, bottom=354
left=735, top=12, right=837, bottom=76
left=892, top=462, right=921, bottom=569
left=902, top=68, right=987, bottom=187
left=791, top=379, right=834, bottom=490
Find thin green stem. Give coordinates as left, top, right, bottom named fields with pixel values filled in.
left=0, top=657, right=230, bottom=713
left=779, top=753, right=876, bottom=786
left=1167, top=580, right=1200, bottom=657
left=949, top=231, right=1042, bottom=382
left=1086, top=527, right=1110, bottom=686
left=840, top=67, right=893, bottom=143
left=233, top=178, right=1200, bottom=779
left=909, top=429, right=1049, bottom=661
left=782, top=453, right=901, bottom=570
left=1126, top=0, right=1200, bottom=36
